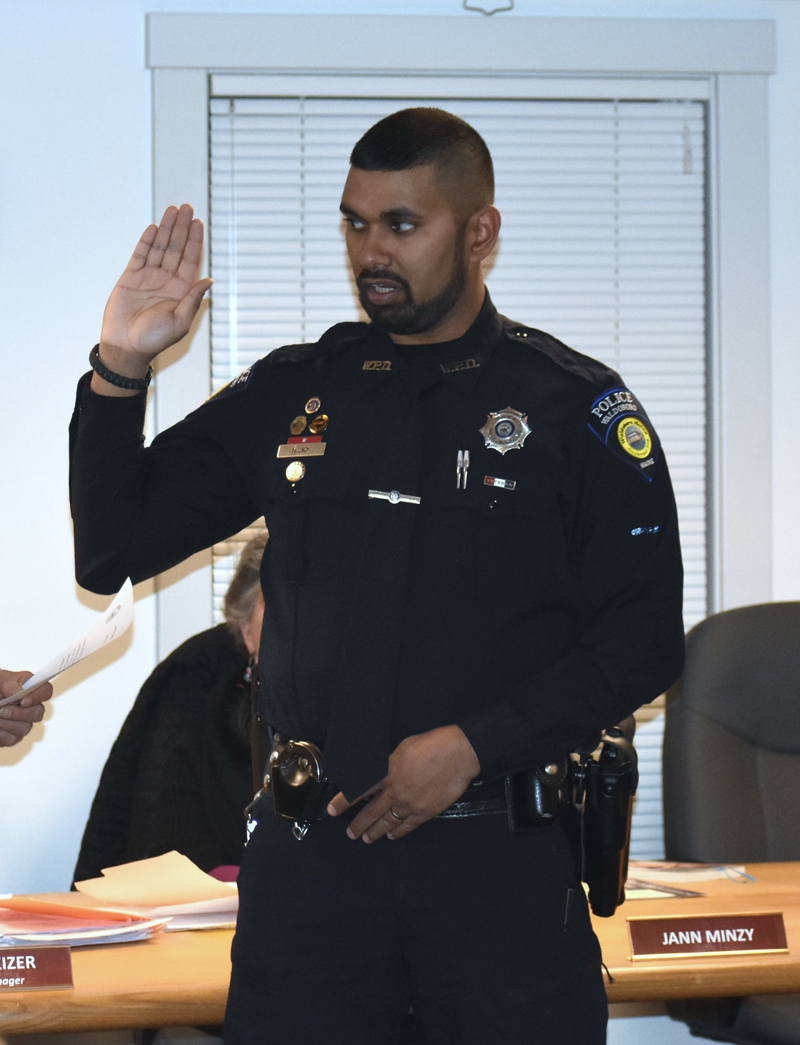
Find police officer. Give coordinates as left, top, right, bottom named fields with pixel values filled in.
left=70, top=108, right=684, bottom=1044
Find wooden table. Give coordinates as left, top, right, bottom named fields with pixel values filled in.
left=599, top=861, right=800, bottom=1002
left=2, top=863, right=800, bottom=1035
left=0, top=926, right=231, bottom=1036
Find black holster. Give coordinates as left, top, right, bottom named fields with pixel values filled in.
left=574, top=728, right=638, bottom=918
left=505, top=723, right=638, bottom=919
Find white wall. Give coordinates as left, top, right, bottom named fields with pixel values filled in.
left=0, top=1, right=797, bottom=1039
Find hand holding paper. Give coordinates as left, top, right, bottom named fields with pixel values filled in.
left=0, top=672, right=53, bottom=745
left=0, top=579, right=134, bottom=710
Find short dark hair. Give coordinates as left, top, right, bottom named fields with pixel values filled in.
left=350, top=108, right=494, bottom=206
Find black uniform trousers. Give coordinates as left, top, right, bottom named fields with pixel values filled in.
left=224, top=807, right=608, bottom=1045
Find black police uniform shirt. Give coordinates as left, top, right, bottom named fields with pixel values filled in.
left=69, top=293, right=685, bottom=782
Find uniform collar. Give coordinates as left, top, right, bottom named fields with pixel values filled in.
left=354, top=290, right=502, bottom=397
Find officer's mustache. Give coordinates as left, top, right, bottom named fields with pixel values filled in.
left=356, top=269, right=414, bottom=303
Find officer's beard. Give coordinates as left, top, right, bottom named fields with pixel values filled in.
left=356, top=231, right=468, bottom=336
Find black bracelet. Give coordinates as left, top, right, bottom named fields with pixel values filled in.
left=89, top=344, right=153, bottom=391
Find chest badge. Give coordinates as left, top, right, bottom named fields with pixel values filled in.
left=479, top=407, right=530, bottom=454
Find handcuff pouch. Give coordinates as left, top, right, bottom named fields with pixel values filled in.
left=504, top=758, right=569, bottom=832
left=269, top=739, right=335, bottom=830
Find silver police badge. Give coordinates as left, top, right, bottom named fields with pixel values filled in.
left=480, top=407, right=531, bottom=454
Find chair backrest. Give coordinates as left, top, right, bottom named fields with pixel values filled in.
left=663, top=602, right=800, bottom=863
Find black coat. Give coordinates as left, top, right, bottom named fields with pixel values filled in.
left=72, top=624, right=252, bottom=884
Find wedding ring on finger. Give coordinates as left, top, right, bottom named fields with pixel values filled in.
left=389, top=808, right=406, bottom=822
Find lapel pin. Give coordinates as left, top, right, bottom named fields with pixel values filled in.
left=309, top=414, right=329, bottom=434
left=484, top=476, right=516, bottom=491
left=368, top=489, right=421, bottom=506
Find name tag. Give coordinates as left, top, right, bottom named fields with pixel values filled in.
left=277, top=443, right=327, bottom=459
left=627, top=913, right=788, bottom=961
left=0, top=946, right=73, bottom=991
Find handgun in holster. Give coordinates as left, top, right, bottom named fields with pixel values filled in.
left=506, top=719, right=638, bottom=918
left=570, top=723, right=639, bottom=917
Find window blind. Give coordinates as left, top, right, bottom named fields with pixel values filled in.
left=208, top=94, right=707, bottom=858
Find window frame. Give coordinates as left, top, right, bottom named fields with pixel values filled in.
left=147, top=12, right=775, bottom=659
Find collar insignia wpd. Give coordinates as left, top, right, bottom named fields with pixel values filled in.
left=480, top=407, right=531, bottom=454
left=440, top=358, right=480, bottom=374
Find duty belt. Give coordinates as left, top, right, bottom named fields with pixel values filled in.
left=438, top=777, right=507, bottom=818
left=246, top=735, right=554, bottom=841
left=244, top=726, right=639, bottom=921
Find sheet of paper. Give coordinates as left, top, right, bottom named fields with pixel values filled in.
left=0, top=919, right=168, bottom=948
left=0, top=909, right=135, bottom=933
left=163, top=912, right=238, bottom=932
left=0, top=579, right=134, bottom=709
left=105, top=895, right=240, bottom=918
left=628, top=860, right=749, bottom=883
left=75, top=851, right=237, bottom=907
left=0, top=896, right=137, bottom=923
left=624, top=878, right=705, bottom=900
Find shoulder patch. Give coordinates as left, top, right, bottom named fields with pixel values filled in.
left=587, top=386, right=661, bottom=481
left=205, top=362, right=257, bottom=403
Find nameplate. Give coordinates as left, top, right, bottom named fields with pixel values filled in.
left=277, top=443, right=326, bottom=458
left=0, top=946, right=73, bottom=991
left=628, top=913, right=787, bottom=961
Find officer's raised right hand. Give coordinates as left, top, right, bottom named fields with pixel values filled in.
left=93, top=204, right=213, bottom=397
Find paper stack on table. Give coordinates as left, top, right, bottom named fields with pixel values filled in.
left=0, top=895, right=167, bottom=947
left=75, top=851, right=239, bottom=931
